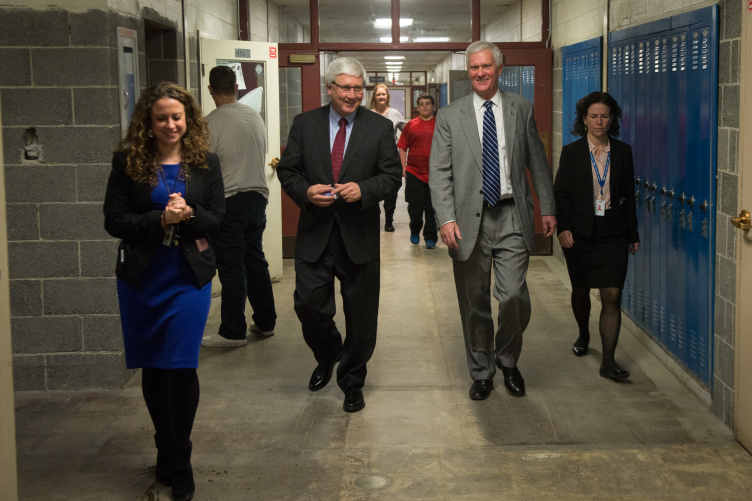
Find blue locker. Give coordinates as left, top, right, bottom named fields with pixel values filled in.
left=609, top=6, right=717, bottom=386
left=561, top=37, right=602, bottom=146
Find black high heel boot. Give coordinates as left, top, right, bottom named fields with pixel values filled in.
left=154, top=433, right=172, bottom=486
left=572, top=336, right=589, bottom=356
left=171, top=441, right=195, bottom=501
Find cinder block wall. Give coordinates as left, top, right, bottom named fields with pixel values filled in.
left=550, top=0, right=743, bottom=428
left=1, top=7, right=146, bottom=390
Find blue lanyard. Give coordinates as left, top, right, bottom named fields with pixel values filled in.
left=589, top=151, right=610, bottom=198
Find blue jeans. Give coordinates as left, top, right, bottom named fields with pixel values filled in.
left=213, top=191, right=277, bottom=339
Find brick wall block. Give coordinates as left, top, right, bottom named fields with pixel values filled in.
left=46, top=353, right=128, bottom=390
left=6, top=203, right=39, bottom=241
left=10, top=280, right=42, bottom=317
left=77, top=164, right=112, bottom=203
left=0, top=49, right=31, bottom=86
left=1, top=88, right=72, bottom=127
left=83, top=315, right=123, bottom=351
left=12, top=316, right=82, bottom=354
left=73, top=88, right=120, bottom=126
left=32, top=48, right=115, bottom=86
left=0, top=8, right=69, bottom=47
left=40, top=203, right=109, bottom=240
left=70, top=9, right=109, bottom=46
left=43, top=278, right=118, bottom=315
left=9, top=241, right=79, bottom=279
left=5, top=165, right=76, bottom=203
left=81, top=240, right=118, bottom=277
left=12, top=355, right=46, bottom=391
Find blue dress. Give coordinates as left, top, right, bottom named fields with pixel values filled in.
left=116, top=163, right=212, bottom=369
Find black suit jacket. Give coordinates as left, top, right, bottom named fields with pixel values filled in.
left=103, top=150, right=226, bottom=288
left=554, top=136, right=639, bottom=243
left=277, top=105, right=402, bottom=264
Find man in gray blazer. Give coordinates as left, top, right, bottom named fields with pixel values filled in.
left=429, top=41, right=556, bottom=400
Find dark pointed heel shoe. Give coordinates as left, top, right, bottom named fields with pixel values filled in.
left=572, top=336, right=589, bottom=357
left=599, top=365, right=630, bottom=380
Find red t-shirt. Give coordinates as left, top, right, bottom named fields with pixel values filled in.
left=397, top=116, right=436, bottom=183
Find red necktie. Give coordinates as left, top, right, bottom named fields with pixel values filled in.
left=331, top=117, right=347, bottom=181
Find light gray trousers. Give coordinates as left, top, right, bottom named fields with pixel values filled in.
left=452, top=203, right=531, bottom=381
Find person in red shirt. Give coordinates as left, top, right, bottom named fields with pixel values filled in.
left=398, top=93, right=438, bottom=248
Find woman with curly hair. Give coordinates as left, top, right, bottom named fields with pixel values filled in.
left=554, top=91, right=639, bottom=381
left=104, top=82, right=225, bottom=501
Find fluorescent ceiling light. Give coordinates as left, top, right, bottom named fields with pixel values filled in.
left=380, top=36, right=409, bottom=42
left=384, top=56, right=405, bottom=60
left=415, top=37, right=450, bottom=42
left=374, top=18, right=413, bottom=28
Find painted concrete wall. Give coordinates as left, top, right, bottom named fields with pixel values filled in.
left=0, top=0, right=240, bottom=391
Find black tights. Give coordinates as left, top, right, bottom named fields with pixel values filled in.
left=141, top=368, right=200, bottom=446
left=571, top=287, right=623, bottom=369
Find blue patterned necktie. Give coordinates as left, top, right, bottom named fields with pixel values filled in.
left=482, top=100, right=501, bottom=205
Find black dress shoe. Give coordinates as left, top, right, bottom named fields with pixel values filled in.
left=469, top=379, right=493, bottom=400
left=384, top=224, right=395, bottom=232
left=343, top=390, right=365, bottom=412
left=572, top=336, right=589, bottom=357
left=308, top=353, right=341, bottom=392
left=599, top=365, right=630, bottom=380
left=499, top=365, right=526, bottom=397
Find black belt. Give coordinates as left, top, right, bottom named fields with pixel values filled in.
left=485, top=197, right=514, bottom=208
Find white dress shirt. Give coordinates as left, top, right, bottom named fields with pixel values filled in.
left=473, top=91, right=512, bottom=199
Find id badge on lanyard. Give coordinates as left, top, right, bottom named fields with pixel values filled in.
left=591, top=150, right=609, bottom=217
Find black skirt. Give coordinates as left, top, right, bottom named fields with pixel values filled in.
left=562, top=209, right=629, bottom=289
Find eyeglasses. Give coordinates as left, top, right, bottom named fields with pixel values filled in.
left=330, top=82, right=365, bottom=95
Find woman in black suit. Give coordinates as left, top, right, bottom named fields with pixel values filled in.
left=554, top=91, right=639, bottom=381
left=104, top=82, right=225, bottom=500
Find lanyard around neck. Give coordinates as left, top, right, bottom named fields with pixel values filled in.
left=589, top=151, right=610, bottom=197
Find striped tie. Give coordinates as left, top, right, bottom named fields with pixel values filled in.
left=481, top=100, right=501, bottom=205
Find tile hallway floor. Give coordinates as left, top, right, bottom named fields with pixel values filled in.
left=14, top=195, right=752, bottom=500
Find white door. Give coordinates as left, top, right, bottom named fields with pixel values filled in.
left=734, top=3, right=752, bottom=452
left=199, top=39, right=282, bottom=281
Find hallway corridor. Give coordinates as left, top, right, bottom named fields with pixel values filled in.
left=14, top=194, right=752, bottom=500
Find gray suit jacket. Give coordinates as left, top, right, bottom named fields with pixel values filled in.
left=429, top=91, right=556, bottom=261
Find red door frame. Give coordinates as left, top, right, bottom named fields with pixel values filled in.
left=275, top=0, right=553, bottom=256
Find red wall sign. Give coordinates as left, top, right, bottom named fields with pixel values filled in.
left=269, top=47, right=277, bottom=59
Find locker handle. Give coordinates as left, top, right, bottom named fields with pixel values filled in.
left=660, top=187, right=666, bottom=195
left=699, top=199, right=708, bottom=212
left=688, top=195, right=695, bottom=208
left=667, top=189, right=674, bottom=198
left=644, top=181, right=650, bottom=188
left=650, top=183, right=657, bottom=192
left=678, top=193, right=685, bottom=203
left=635, top=177, right=641, bottom=186
left=731, top=209, right=752, bottom=231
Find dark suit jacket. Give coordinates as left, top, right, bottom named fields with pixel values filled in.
left=103, top=150, right=226, bottom=288
left=554, top=136, right=639, bottom=243
left=277, top=105, right=402, bottom=264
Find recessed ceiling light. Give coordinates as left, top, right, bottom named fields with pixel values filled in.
left=380, top=36, right=409, bottom=43
left=374, top=18, right=413, bottom=28
left=384, top=56, right=405, bottom=60
left=414, top=37, right=449, bottom=42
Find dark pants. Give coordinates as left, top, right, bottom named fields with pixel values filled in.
left=293, top=222, right=380, bottom=392
left=383, top=190, right=397, bottom=225
left=405, top=172, right=437, bottom=241
left=213, top=190, right=276, bottom=339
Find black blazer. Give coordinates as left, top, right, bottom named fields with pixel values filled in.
left=277, top=105, right=402, bottom=264
left=103, top=150, right=226, bottom=288
left=554, top=136, right=639, bottom=243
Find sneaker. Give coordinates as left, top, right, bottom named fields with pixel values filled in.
left=201, top=333, right=247, bottom=347
left=249, top=322, right=275, bottom=337
left=410, top=234, right=420, bottom=245
left=425, top=240, right=436, bottom=249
